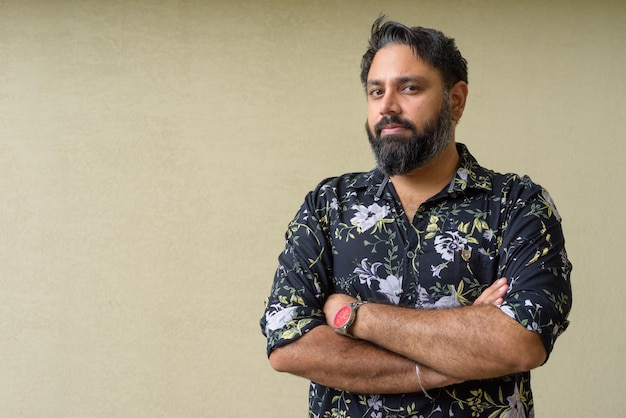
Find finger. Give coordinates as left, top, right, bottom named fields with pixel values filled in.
left=474, top=284, right=496, bottom=304
left=475, top=278, right=508, bottom=305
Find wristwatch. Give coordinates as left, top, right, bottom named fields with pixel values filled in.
left=332, top=301, right=368, bottom=337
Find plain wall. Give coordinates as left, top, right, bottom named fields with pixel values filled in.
left=1, top=0, right=624, bottom=416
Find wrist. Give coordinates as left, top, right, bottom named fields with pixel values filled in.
left=332, top=301, right=368, bottom=337
left=415, top=363, right=434, bottom=400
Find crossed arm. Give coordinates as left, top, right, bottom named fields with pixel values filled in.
left=269, top=278, right=546, bottom=395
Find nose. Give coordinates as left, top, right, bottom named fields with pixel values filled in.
left=379, top=91, right=401, bottom=116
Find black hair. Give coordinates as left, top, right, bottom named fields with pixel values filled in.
left=360, top=16, right=468, bottom=89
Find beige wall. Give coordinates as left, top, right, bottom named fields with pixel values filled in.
left=0, top=0, right=623, bottom=416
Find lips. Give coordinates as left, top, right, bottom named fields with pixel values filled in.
left=380, top=124, right=407, bottom=136
left=374, top=116, right=415, bottom=137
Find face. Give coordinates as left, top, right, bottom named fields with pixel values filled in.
left=365, top=44, right=453, bottom=176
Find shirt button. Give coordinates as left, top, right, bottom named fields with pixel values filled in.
left=407, top=251, right=415, bottom=259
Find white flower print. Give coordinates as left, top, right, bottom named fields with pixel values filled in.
left=434, top=231, right=468, bottom=262
left=417, top=284, right=461, bottom=309
left=499, top=303, right=516, bottom=320
left=525, top=299, right=542, bottom=310
left=350, top=202, right=390, bottom=233
left=431, top=263, right=447, bottom=278
left=354, top=258, right=383, bottom=287
left=507, top=276, right=519, bottom=293
left=503, top=384, right=525, bottom=418
left=434, top=285, right=461, bottom=309
left=264, top=306, right=298, bottom=332
left=527, top=322, right=540, bottom=332
left=378, top=274, right=402, bottom=304
left=367, top=394, right=382, bottom=411
left=416, top=285, right=434, bottom=309
left=550, top=320, right=561, bottom=337
left=353, top=259, right=403, bottom=304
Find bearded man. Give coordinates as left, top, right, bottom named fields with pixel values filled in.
left=261, top=17, right=572, bottom=418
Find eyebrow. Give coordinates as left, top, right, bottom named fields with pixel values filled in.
left=366, top=76, right=430, bottom=87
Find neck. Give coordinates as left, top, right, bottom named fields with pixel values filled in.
left=390, top=141, right=460, bottom=193
left=389, top=141, right=460, bottom=221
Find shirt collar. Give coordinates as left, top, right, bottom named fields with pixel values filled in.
left=357, top=143, right=493, bottom=198
left=449, top=143, right=493, bottom=193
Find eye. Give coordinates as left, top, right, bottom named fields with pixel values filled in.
left=368, top=88, right=383, bottom=98
left=403, top=84, right=421, bottom=94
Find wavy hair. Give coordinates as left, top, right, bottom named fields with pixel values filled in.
left=360, top=16, right=468, bottom=89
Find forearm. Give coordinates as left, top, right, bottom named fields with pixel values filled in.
left=352, top=303, right=546, bottom=380
left=269, top=325, right=458, bottom=394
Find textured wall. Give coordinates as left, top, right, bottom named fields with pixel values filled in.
left=0, top=0, right=623, bottom=416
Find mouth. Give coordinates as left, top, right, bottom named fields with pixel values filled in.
left=380, top=123, right=408, bottom=137
left=374, top=116, right=415, bottom=138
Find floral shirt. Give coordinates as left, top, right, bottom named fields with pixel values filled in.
left=261, top=144, right=572, bottom=418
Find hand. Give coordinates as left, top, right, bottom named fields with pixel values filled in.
left=474, top=278, right=508, bottom=306
left=323, top=293, right=358, bottom=325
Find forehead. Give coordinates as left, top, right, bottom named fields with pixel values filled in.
left=367, top=43, right=442, bottom=84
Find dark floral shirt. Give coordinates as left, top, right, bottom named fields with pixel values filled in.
left=261, top=144, right=572, bottom=418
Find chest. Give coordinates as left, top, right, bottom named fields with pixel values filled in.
left=328, top=196, right=502, bottom=307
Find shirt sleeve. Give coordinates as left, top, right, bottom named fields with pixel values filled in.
left=497, top=177, right=573, bottom=360
left=260, top=183, right=334, bottom=357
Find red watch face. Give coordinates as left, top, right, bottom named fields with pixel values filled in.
left=333, top=305, right=352, bottom=328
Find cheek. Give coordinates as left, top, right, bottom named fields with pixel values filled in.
left=367, top=107, right=379, bottom=128
left=409, top=107, right=434, bottom=128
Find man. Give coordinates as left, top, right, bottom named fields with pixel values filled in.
left=261, top=17, right=572, bottom=418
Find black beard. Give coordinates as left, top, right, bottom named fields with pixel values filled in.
left=366, top=95, right=453, bottom=176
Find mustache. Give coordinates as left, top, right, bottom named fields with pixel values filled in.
left=374, top=115, right=417, bottom=137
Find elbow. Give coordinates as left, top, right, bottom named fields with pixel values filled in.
left=268, top=346, right=292, bottom=373
left=268, top=326, right=325, bottom=374
left=513, top=333, right=547, bottom=372
left=523, top=345, right=547, bottom=371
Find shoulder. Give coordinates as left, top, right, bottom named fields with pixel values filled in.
left=307, top=169, right=382, bottom=202
left=492, top=171, right=544, bottom=195
left=492, top=171, right=550, bottom=203
left=458, top=144, right=546, bottom=202
left=458, top=144, right=560, bottom=219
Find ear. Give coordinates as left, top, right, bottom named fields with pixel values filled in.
left=449, top=81, right=468, bottom=122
